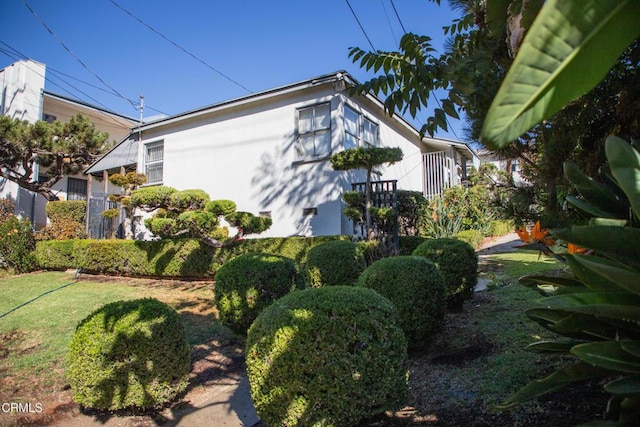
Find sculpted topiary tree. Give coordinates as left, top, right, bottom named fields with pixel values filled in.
left=101, top=172, right=147, bottom=239
left=129, top=186, right=271, bottom=247
left=331, top=146, right=403, bottom=240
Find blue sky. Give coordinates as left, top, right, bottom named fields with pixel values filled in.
left=0, top=0, right=464, bottom=139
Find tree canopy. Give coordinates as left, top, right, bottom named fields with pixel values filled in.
left=0, top=114, right=110, bottom=201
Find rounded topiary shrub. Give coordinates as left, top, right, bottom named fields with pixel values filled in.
left=412, top=238, right=478, bottom=308
left=67, top=298, right=190, bottom=411
left=305, top=240, right=366, bottom=286
left=214, top=252, right=304, bottom=334
left=357, top=256, right=445, bottom=348
left=246, top=286, right=408, bottom=427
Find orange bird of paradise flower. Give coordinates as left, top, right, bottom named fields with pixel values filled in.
left=514, top=221, right=556, bottom=256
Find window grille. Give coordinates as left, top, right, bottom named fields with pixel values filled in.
left=145, top=141, right=164, bottom=184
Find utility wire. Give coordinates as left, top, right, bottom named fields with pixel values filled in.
left=20, top=0, right=139, bottom=112
left=380, top=0, right=398, bottom=46
left=345, top=0, right=376, bottom=51
left=0, top=41, right=168, bottom=117
left=389, top=0, right=407, bottom=34
left=107, top=0, right=253, bottom=94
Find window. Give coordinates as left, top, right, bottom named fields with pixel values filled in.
left=145, top=141, right=164, bottom=184
left=42, top=113, right=57, bottom=123
left=67, top=177, right=87, bottom=200
left=344, top=105, right=379, bottom=148
left=296, top=103, right=331, bottom=159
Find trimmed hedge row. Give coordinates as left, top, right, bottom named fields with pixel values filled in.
left=35, top=236, right=350, bottom=277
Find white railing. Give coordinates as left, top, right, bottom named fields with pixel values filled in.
left=422, top=150, right=464, bottom=199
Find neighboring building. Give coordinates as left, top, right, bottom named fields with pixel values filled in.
left=87, top=71, right=478, bottom=238
left=476, top=148, right=525, bottom=185
left=0, top=59, right=137, bottom=230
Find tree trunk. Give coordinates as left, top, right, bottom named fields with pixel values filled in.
left=365, top=168, right=373, bottom=240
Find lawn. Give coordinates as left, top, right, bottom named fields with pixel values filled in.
left=0, top=252, right=608, bottom=426
left=0, top=272, right=238, bottom=425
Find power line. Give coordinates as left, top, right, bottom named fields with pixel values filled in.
left=389, top=0, right=407, bottom=34
left=107, top=0, right=253, bottom=94
left=20, top=0, right=139, bottom=112
left=0, top=41, right=167, bottom=117
left=380, top=0, right=398, bottom=46
left=345, top=0, right=376, bottom=51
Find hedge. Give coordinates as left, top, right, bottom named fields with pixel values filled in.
left=488, top=219, right=515, bottom=237
left=35, top=236, right=350, bottom=277
left=454, top=229, right=484, bottom=249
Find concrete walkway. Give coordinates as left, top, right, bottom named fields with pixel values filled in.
left=474, top=232, right=520, bottom=291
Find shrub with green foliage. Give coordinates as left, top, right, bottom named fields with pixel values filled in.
left=246, top=286, right=408, bottom=427
left=412, top=238, right=478, bottom=307
left=398, top=235, right=428, bottom=255
left=0, top=215, right=37, bottom=273
left=46, top=200, right=86, bottom=223
left=214, top=252, right=305, bottom=334
left=455, top=229, right=484, bottom=249
left=357, top=256, right=445, bottom=348
left=36, top=236, right=350, bottom=277
left=397, top=190, right=428, bottom=236
left=66, top=298, right=190, bottom=411
left=38, top=200, right=87, bottom=240
left=488, top=219, right=515, bottom=237
left=306, top=240, right=366, bottom=286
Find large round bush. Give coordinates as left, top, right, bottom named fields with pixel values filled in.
left=305, top=240, right=366, bottom=286
left=412, top=238, right=478, bottom=307
left=67, top=298, right=190, bottom=411
left=214, top=252, right=304, bottom=334
left=357, top=256, right=445, bottom=348
left=246, top=286, right=408, bottom=427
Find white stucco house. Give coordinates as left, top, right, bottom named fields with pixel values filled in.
left=0, top=59, right=137, bottom=230
left=87, top=71, right=479, bottom=238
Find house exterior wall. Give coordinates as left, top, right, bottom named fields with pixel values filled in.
left=0, top=59, right=136, bottom=229
left=134, top=84, right=426, bottom=238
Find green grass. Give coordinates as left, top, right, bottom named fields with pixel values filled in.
left=0, top=271, right=226, bottom=389
left=418, top=251, right=568, bottom=412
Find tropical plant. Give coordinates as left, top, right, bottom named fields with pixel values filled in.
left=481, top=1, right=640, bottom=148
left=420, top=195, right=464, bottom=238
left=331, top=146, right=403, bottom=240
left=478, top=1, right=640, bottom=423
left=501, top=136, right=640, bottom=424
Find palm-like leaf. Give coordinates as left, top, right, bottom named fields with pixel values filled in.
left=481, top=0, right=640, bottom=147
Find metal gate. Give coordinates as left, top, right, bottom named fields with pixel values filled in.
left=350, top=179, right=399, bottom=253
left=87, top=193, right=118, bottom=239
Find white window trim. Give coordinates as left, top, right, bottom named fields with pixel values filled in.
left=343, top=104, right=380, bottom=149
left=144, top=140, right=164, bottom=185
left=295, top=102, right=332, bottom=161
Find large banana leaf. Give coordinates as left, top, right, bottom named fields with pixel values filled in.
left=572, top=341, right=640, bottom=373
left=481, top=0, right=640, bottom=147
left=569, top=255, right=640, bottom=296
left=563, top=161, right=628, bottom=218
left=606, top=136, right=640, bottom=222
left=526, top=309, right=625, bottom=340
left=553, top=226, right=640, bottom=269
left=496, top=362, right=615, bottom=409
left=565, top=256, right=629, bottom=293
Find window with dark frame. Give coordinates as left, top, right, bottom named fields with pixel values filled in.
left=67, top=177, right=87, bottom=200
left=296, top=103, right=331, bottom=160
